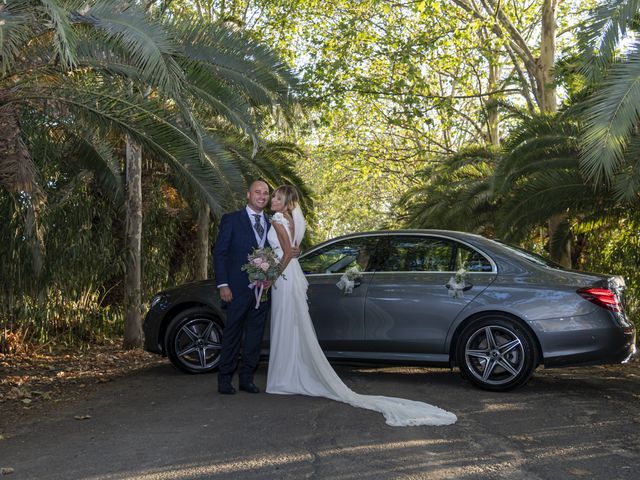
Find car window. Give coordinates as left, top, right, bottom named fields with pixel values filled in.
left=384, top=236, right=455, bottom=272
left=455, top=244, right=493, bottom=272
left=495, top=241, right=564, bottom=269
left=299, top=236, right=381, bottom=274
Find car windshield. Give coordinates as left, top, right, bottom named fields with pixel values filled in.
left=494, top=241, right=564, bottom=269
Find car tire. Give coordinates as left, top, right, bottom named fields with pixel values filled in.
left=165, top=307, right=224, bottom=374
left=456, top=314, right=538, bottom=391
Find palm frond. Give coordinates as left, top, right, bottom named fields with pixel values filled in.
left=67, top=132, right=124, bottom=203
left=498, top=170, right=610, bottom=240
left=37, top=0, right=77, bottom=68
left=400, top=147, right=499, bottom=233
left=577, top=0, right=640, bottom=81
left=183, top=65, right=260, bottom=145
left=31, top=83, right=240, bottom=216
left=174, top=19, right=297, bottom=109
left=0, top=0, right=33, bottom=75
left=580, top=43, right=640, bottom=184
left=610, top=132, right=640, bottom=203
left=74, top=0, right=184, bottom=97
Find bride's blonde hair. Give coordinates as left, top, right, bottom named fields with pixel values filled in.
left=273, top=185, right=299, bottom=212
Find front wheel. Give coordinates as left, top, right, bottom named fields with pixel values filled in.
left=165, top=307, right=224, bottom=374
left=456, top=315, right=538, bottom=391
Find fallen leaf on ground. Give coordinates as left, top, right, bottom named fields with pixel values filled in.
left=0, top=467, right=15, bottom=475
left=74, top=415, right=91, bottom=420
left=567, top=468, right=592, bottom=476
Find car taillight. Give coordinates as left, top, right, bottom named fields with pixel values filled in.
left=577, top=287, right=621, bottom=312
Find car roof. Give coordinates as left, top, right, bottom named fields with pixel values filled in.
left=313, top=229, right=496, bottom=247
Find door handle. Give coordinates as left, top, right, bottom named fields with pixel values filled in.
left=445, top=283, right=473, bottom=291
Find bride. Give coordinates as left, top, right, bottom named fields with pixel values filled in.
left=265, top=185, right=457, bottom=427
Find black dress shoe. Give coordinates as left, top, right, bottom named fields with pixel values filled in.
left=239, top=382, right=260, bottom=393
left=218, top=384, right=236, bottom=395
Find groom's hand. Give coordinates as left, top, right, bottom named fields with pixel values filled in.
left=219, top=286, right=233, bottom=303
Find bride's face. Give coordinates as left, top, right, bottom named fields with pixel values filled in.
left=271, top=192, right=286, bottom=213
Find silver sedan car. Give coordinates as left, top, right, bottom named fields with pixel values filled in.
left=143, top=230, right=637, bottom=391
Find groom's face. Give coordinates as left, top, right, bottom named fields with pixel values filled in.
left=247, top=181, right=270, bottom=213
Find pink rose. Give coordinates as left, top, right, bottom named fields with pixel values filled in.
left=260, top=262, right=270, bottom=271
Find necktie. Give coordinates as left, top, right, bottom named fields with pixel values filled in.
left=252, top=214, right=264, bottom=238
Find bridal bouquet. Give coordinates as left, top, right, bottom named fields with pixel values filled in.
left=242, top=247, right=284, bottom=308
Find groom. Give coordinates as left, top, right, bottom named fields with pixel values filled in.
left=214, top=180, right=272, bottom=394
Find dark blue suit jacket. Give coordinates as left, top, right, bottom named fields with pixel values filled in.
left=213, top=209, right=271, bottom=299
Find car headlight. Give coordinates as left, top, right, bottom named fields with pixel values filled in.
left=150, top=294, right=164, bottom=308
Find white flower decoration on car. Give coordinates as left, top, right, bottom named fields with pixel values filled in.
left=336, top=266, right=363, bottom=294
left=446, top=267, right=467, bottom=299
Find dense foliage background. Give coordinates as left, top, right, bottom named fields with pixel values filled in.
left=1, top=0, right=639, bottom=350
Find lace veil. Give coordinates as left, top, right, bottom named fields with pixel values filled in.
left=292, top=206, right=306, bottom=246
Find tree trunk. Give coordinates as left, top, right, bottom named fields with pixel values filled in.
left=0, top=99, right=46, bottom=300
left=194, top=202, right=210, bottom=281
left=487, top=52, right=501, bottom=146
left=539, top=1, right=570, bottom=265
left=548, top=213, right=571, bottom=267
left=24, top=200, right=46, bottom=302
left=539, top=0, right=558, bottom=114
left=123, top=135, right=143, bottom=349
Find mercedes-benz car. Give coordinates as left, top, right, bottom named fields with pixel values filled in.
left=143, top=230, right=637, bottom=391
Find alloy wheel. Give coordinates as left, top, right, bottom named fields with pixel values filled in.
left=464, top=325, right=525, bottom=386
left=172, top=317, right=223, bottom=372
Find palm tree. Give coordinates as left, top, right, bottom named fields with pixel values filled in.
left=0, top=0, right=301, bottom=347
left=493, top=114, right=618, bottom=262
left=400, top=146, right=500, bottom=236
left=401, top=111, right=623, bottom=267
left=578, top=0, right=640, bottom=198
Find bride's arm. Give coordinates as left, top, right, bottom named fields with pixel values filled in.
left=272, top=222, right=295, bottom=272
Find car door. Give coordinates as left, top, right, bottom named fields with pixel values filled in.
left=298, top=235, right=383, bottom=351
left=364, top=234, right=496, bottom=356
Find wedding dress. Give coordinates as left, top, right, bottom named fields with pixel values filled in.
left=265, top=207, right=457, bottom=427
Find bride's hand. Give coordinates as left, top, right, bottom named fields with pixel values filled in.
left=291, top=244, right=301, bottom=258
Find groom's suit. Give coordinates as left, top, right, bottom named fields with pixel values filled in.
left=214, top=208, right=270, bottom=388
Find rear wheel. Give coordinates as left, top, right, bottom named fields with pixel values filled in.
left=165, top=308, right=223, bottom=374
left=456, top=315, right=538, bottom=391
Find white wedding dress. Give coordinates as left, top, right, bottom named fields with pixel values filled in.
left=265, top=208, right=457, bottom=427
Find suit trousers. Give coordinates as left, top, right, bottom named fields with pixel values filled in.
left=218, top=292, right=269, bottom=385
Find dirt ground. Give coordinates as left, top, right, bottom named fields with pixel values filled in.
left=0, top=341, right=166, bottom=434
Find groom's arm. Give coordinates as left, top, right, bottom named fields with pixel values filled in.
left=213, top=213, right=233, bottom=301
